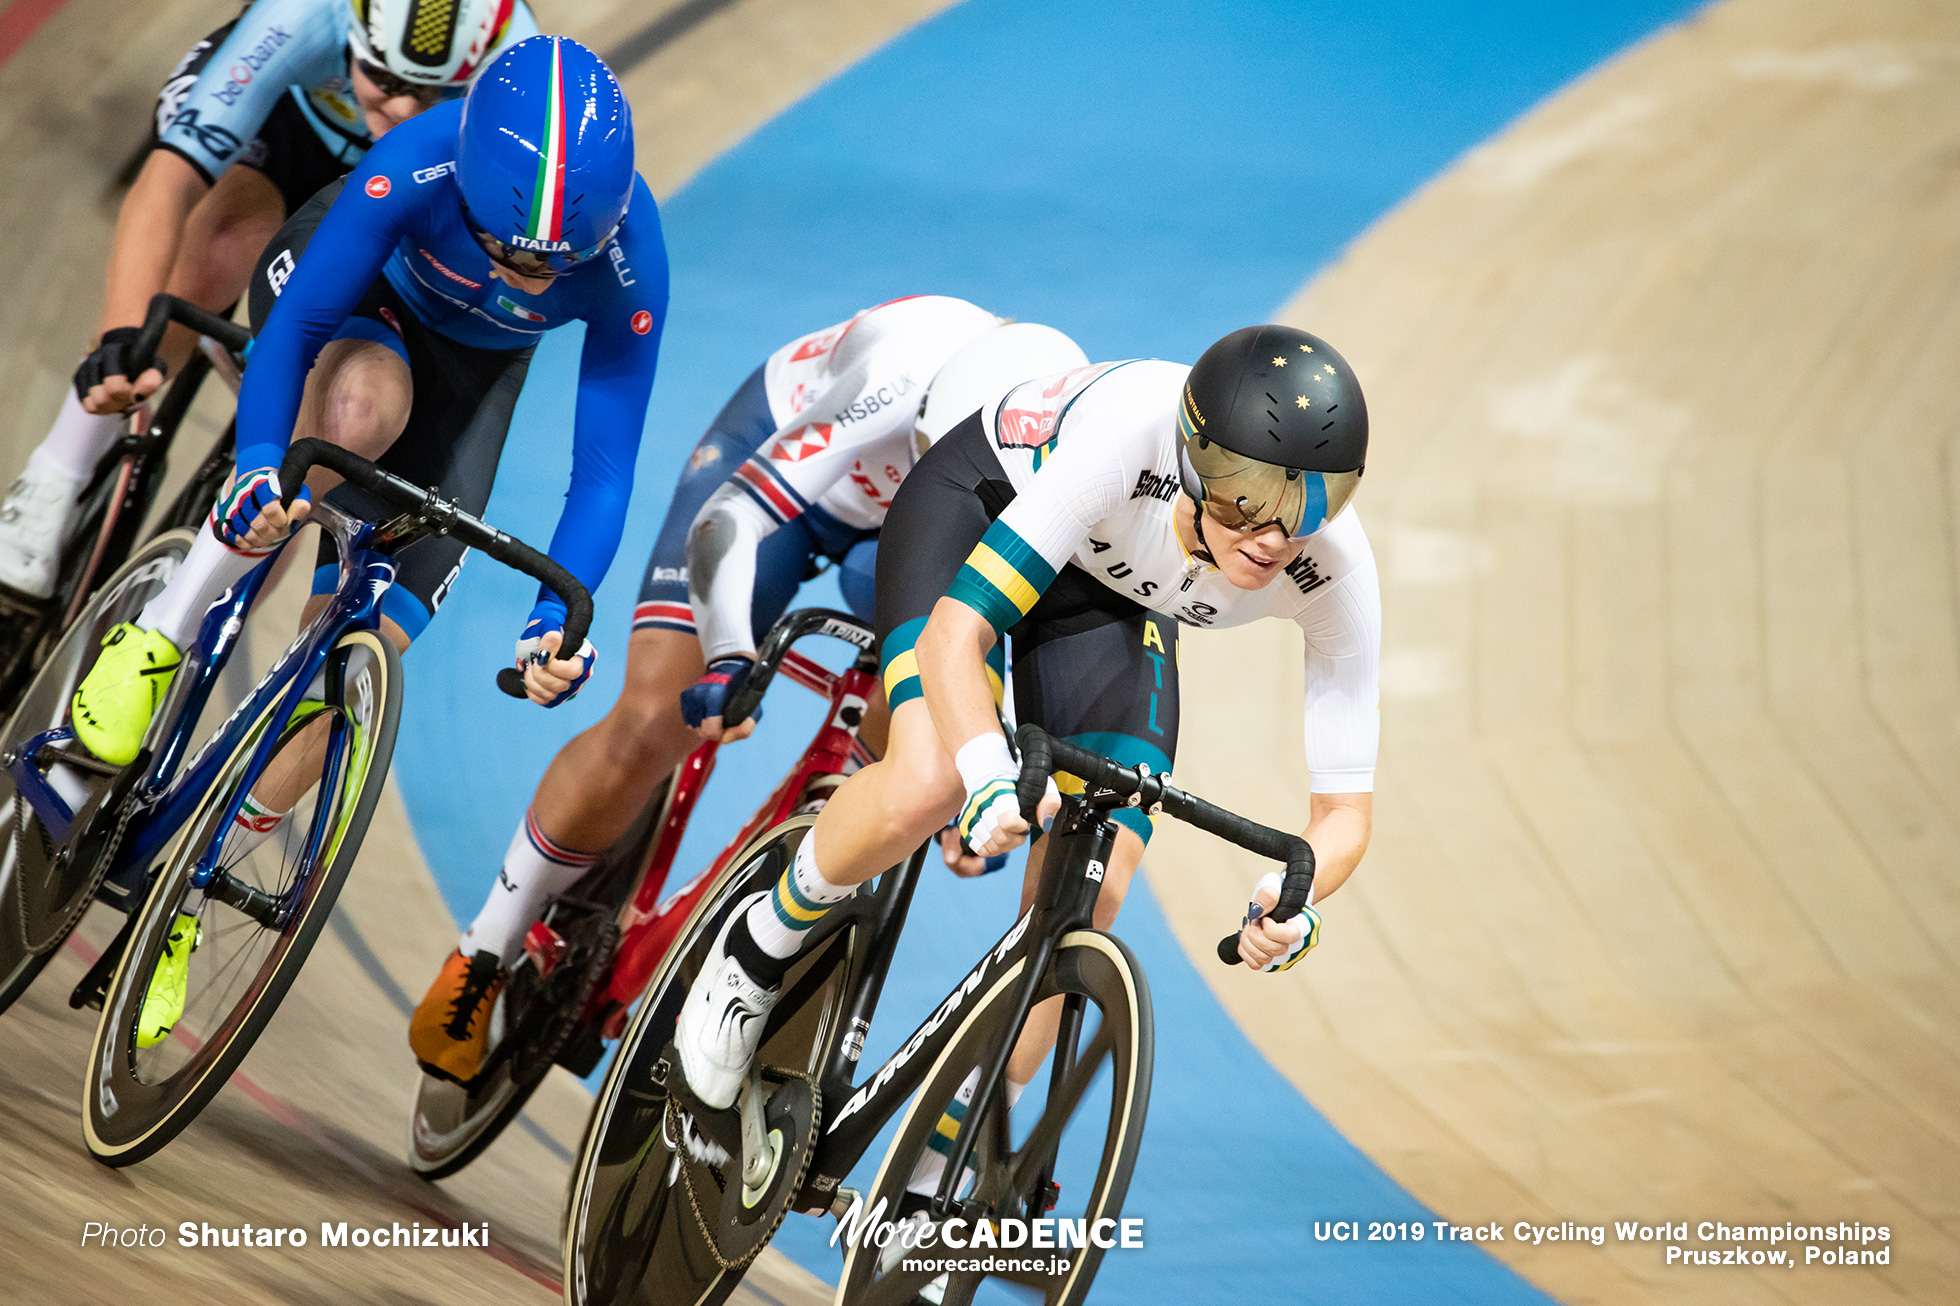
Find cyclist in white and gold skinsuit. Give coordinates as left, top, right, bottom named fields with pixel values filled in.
left=676, top=325, right=1382, bottom=1121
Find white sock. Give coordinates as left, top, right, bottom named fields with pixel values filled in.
left=905, top=1070, right=1027, bottom=1198
left=460, top=807, right=600, bottom=967
left=30, top=390, right=126, bottom=483
left=222, top=794, right=292, bottom=864
left=135, top=519, right=270, bottom=648
left=745, top=833, right=853, bottom=960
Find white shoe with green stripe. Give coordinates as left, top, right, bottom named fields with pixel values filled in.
left=675, top=895, right=781, bottom=1112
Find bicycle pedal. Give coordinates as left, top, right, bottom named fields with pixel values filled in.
left=524, top=922, right=566, bottom=977
left=666, top=1052, right=744, bottom=1165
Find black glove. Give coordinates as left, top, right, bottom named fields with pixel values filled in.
left=73, top=327, right=167, bottom=405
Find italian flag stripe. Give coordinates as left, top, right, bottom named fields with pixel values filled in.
left=526, top=38, right=567, bottom=242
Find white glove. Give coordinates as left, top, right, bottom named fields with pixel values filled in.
left=953, top=734, right=1026, bottom=856
left=1243, top=870, right=1321, bottom=972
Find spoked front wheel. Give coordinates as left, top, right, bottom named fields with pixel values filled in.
left=82, top=629, right=401, bottom=1164
left=837, top=930, right=1154, bottom=1306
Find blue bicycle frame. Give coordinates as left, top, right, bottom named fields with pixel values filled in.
left=7, top=503, right=394, bottom=913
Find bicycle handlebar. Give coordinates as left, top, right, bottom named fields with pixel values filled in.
left=274, top=438, right=593, bottom=698
left=128, top=293, right=252, bottom=377
left=1012, top=724, right=1314, bottom=967
left=721, top=607, right=877, bottom=728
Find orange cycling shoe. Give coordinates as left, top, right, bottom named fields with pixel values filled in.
left=409, top=948, right=505, bottom=1084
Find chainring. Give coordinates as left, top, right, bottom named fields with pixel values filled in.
left=674, top=1068, right=821, bottom=1271
left=12, top=755, right=141, bottom=957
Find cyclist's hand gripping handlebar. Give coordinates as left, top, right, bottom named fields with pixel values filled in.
left=276, top=438, right=593, bottom=699
left=1011, top=724, right=1314, bottom=965
left=127, top=293, right=253, bottom=377
left=713, top=607, right=876, bottom=731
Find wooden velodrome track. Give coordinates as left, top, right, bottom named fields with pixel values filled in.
left=0, top=1, right=955, bottom=1303
left=1154, top=0, right=1960, bottom=1302
left=1, top=0, right=1953, bottom=1304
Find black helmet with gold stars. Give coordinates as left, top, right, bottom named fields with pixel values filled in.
left=1176, top=325, right=1367, bottom=538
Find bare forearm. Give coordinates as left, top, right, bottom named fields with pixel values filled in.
left=97, top=151, right=207, bottom=336
left=1302, top=792, right=1372, bottom=900
left=917, top=596, right=1004, bottom=751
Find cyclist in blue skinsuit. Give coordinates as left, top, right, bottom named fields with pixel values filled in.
left=66, top=36, right=671, bottom=1051
left=0, top=0, right=539, bottom=599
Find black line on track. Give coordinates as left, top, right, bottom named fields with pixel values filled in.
left=329, top=910, right=580, bottom=1164
left=329, top=910, right=416, bottom=1017
left=604, top=0, right=747, bottom=74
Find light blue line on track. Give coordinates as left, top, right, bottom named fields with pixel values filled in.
left=394, top=1, right=1702, bottom=1299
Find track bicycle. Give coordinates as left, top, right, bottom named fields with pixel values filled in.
left=0, top=436, right=592, bottom=1166
left=407, top=606, right=882, bottom=1179
left=562, top=723, right=1317, bottom=1306
left=0, top=294, right=246, bottom=715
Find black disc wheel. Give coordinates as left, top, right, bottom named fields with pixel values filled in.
left=82, top=629, right=401, bottom=1164
left=564, top=814, right=858, bottom=1306
left=0, top=530, right=191, bottom=1016
left=836, top=930, right=1153, bottom=1306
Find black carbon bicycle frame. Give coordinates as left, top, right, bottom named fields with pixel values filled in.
left=792, top=795, right=1124, bottom=1219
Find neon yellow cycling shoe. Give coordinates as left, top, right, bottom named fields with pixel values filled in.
left=137, top=909, right=200, bottom=1049
left=71, top=622, right=182, bottom=766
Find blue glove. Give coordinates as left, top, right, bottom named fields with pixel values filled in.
left=211, top=467, right=308, bottom=550
left=514, top=613, right=596, bottom=708
left=680, top=656, right=757, bottom=729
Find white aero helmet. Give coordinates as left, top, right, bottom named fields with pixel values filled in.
left=823, top=294, right=1001, bottom=386
left=348, top=0, right=522, bottom=87
left=915, top=322, right=1090, bottom=451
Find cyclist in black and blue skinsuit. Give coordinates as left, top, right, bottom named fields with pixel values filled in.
left=65, top=37, right=672, bottom=1057
left=0, top=0, right=538, bottom=600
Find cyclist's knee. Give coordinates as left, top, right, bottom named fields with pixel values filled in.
left=604, top=690, right=688, bottom=764
left=882, top=747, right=963, bottom=838
left=319, top=351, right=410, bottom=442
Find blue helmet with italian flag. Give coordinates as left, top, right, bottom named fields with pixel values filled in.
left=457, top=35, right=635, bottom=274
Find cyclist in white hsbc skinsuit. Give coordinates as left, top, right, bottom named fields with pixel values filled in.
left=413, top=298, right=1087, bottom=1083
left=681, top=319, right=1092, bottom=723
left=0, top=0, right=536, bottom=599
left=674, top=325, right=1382, bottom=1125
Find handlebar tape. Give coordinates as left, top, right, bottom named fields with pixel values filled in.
left=1009, top=723, right=1316, bottom=967
left=271, top=438, right=591, bottom=697
left=128, top=293, right=251, bottom=378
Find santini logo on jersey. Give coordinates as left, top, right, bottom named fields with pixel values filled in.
left=1283, top=552, right=1327, bottom=596
left=1129, top=469, right=1178, bottom=503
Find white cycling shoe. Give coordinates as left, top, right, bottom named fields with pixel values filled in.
left=0, top=464, right=85, bottom=599
left=675, top=894, right=781, bottom=1112
left=878, top=1211, right=949, bottom=1301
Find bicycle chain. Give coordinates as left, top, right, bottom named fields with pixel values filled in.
left=672, top=1066, right=822, bottom=1271
left=10, top=791, right=38, bottom=954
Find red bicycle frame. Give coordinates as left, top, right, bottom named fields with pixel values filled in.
left=600, top=643, right=877, bottom=1020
